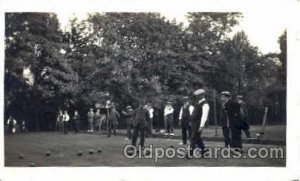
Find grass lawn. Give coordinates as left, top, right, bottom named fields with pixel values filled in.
left=5, top=132, right=285, bottom=167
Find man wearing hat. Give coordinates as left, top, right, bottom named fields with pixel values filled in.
left=164, top=101, right=175, bottom=138
left=87, top=108, right=94, bottom=133
left=188, top=89, right=210, bottom=158
left=122, top=105, right=135, bottom=140
left=178, top=96, right=194, bottom=145
left=132, top=101, right=150, bottom=148
left=236, top=95, right=251, bottom=138
left=220, top=91, right=243, bottom=152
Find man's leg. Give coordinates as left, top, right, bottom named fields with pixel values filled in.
left=131, top=126, right=139, bottom=146
left=222, top=126, right=231, bottom=147
left=126, top=124, right=131, bottom=139
left=107, top=120, right=111, bottom=137
left=231, top=126, right=242, bottom=149
left=140, top=127, right=146, bottom=148
left=196, top=131, right=205, bottom=150
left=164, top=116, right=169, bottom=137
left=169, top=116, right=174, bottom=137
left=182, top=123, right=187, bottom=144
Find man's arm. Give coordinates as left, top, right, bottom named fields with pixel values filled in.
left=199, top=103, right=210, bottom=131
left=178, top=107, right=183, bottom=120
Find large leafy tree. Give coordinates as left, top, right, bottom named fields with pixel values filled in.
left=5, top=13, right=78, bottom=130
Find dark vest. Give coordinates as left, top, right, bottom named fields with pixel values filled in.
left=181, top=106, right=191, bottom=123
left=191, top=100, right=208, bottom=128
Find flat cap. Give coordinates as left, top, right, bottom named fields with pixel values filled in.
left=193, top=89, right=206, bottom=96
left=236, top=95, right=243, bottom=99
left=221, top=91, right=231, bottom=97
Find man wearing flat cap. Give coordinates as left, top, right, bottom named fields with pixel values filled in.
left=178, top=96, right=194, bottom=145
left=220, top=91, right=243, bottom=152
left=164, top=101, right=175, bottom=138
left=122, top=105, right=135, bottom=140
left=188, top=89, right=210, bottom=158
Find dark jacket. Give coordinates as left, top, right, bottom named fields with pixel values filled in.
left=122, top=109, right=135, bottom=125
left=133, top=106, right=149, bottom=128
left=221, top=99, right=242, bottom=128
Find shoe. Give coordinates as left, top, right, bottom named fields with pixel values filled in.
left=125, top=137, right=129, bottom=140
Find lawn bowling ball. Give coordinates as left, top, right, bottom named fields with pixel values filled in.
left=77, top=151, right=83, bottom=156
left=169, top=145, right=175, bottom=148
left=18, top=153, right=24, bottom=159
left=126, top=148, right=135, bottom=156
left=45, top=151, right=51, bottom=156
left=89, top=149, right=94, bottom=154
left=29, top=162, right=36, bottom=167
left=97, top=148, right=102, bottom=153
left=256, top=133, right=261, bottom=139
left=144, top=150, right=151, bottom=156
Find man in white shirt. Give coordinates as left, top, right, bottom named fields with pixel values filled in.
left=7, top=115, right=17, bottom=134
left=188, top=89, right=210, bottom=158
left=164, top=101, right=174, bottom=138
left=178, top=97, right=194, bottom=145
left=146, top=103, right=154, bottom=137
left=63, top=110, right=70, bottom=134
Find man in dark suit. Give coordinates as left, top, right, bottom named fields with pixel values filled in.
left=132, top=101, right=149, bottom=149
left=220, top=91, right=243, bottom=152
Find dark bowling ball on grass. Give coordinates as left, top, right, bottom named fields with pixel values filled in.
left=97, top=148, right=102, bottom=153
left=144, top=150, right=151, bottom=156
left=77, top=151, right=83, bottom=156
left=126, top=148, right=135, bottom=156
left=45, top=151, right=51, bottom=156
left=89, top=149, right=94, bottom=154
left=169, top=145, right=175, bottom=148
left=18, top=153, right=24, bottom=159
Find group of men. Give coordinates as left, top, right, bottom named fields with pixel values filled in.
left=126, top=88, right=250, bottom=158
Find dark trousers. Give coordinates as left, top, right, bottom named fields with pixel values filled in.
left=64, top=122, right=69, bottom=134
left=181, top=122, right=192, bottom=144
left=107, top=120, right=117, bottom=137
left=164, top=115, right=174, bottom=134
left=190, top=126, right=205, bottom=152
left=222, top=126, right=242, bottom=148
left=231, top=125, right=242, bottom=149
left=222, top=126, right=231, bottom=147
left=58, top=122, right=64, bottom=133
left=74, top=122, right=80, bottom=133
left=146, top=118, right=153, bottom=136
left=132, top=125, right=146, bottom=148
left=127, top=124, right=133, bottom=139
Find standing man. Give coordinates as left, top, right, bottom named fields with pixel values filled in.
left=107, top=105, right=120, bottom=137
left=122, top=105, right=135, bottom=140
left=57, top=110, right=64, bottom=133
left=178, top=97, right=194, bottom=145
left=164, top=101, right=174, bottom=138
left=7, top=115, right=17, bottom=134
left=73, top=110, right=81, bottom=133
left=94, top=109, right=102, bottom=132
left=188, top=89, right=210, bottom=158
left=236, top=95, right=251, bottom=138
left=220, top=91, right=243, bottom=152
left=63, top=110, right=70, bottom=134
left=132, top=102, right=149, bottom=149
left=87, top=108, right=94, bottom=133
left=146, top=103, right=154, bottom=137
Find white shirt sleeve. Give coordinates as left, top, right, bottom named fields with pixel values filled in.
left=189, top=105, right=194, bottom=115
left=200, top=103, right=210, bottom=128
left=149, top=109, right=154, bottom=119
left=164, top=106, right=174, bottom=116
left=179, top=107, right=183, bottom=120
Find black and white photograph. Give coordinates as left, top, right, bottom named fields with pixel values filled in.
left=1, top=0, right=299, bottom=180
